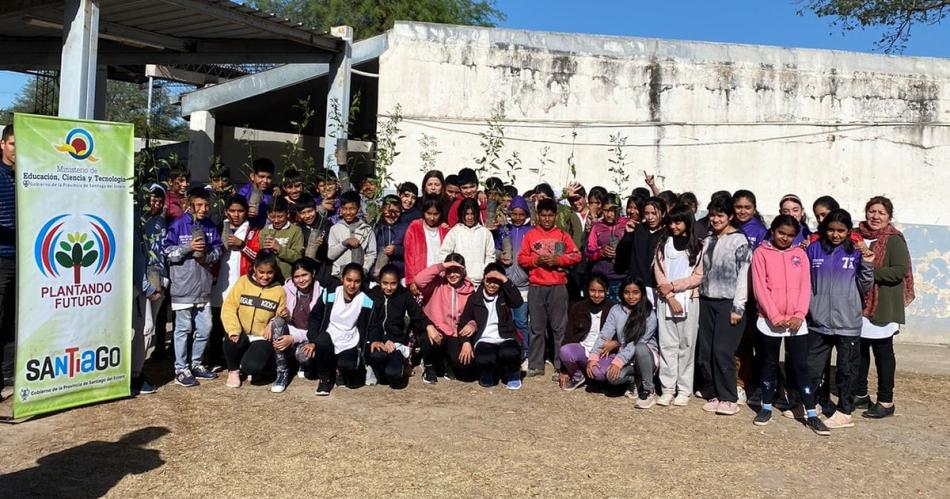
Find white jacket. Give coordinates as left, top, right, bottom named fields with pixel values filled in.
left=438, top=224, right=496, bottom=284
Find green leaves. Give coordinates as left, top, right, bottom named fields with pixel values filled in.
left=55, top=252, right=73, bottom=268
left=81, top=250, right=99, bottom=268
left=60, top=241, right=71, bottom=252
left=83, top=241, right=94, bottom=251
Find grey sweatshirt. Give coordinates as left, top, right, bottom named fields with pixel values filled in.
left=590, top=304, right=658, bottom=366
left=327, top=219, right=377, bottom=278
left=700, top=231, right=752, bottom=316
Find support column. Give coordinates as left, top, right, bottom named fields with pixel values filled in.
left=93, top=65, right=107, bottom=120
left=58, top=0, right=100, bottom=120
left=188, top=110, right=215, bottom=181
left=323, top=25, right=353, bottom=182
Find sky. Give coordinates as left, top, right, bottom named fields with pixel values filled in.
left=1, top=0, right=946, bottom=109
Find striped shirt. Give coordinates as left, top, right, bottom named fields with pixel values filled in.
left=0, top=161, right=15, bottom=258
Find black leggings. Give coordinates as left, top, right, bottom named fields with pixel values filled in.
left=223, top=334, right=289, bottom=375
left=419, top=333, right=467, bottom=372
left=366, top=349, right=407, bottom=382
left=474, top=340, right=522, bottom=375
left=856, top=336, right=896, bottom=403
left=757, top=333, right=814, bottom=408
left=312, top=331, right=361, bottom=386
left=696, top=298, right=746, bottom=403
left=808, top=333, right=860, bottom=414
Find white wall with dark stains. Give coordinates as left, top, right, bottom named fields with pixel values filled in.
left=377, top=22, right=950, bottom=343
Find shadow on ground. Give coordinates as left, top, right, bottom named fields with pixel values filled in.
left=0, top=426, right=169, bottom=498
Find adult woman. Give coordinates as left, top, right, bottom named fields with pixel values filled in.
left=854, top=196, right=915, bottom=418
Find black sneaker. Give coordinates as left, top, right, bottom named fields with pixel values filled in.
left=862, top=402, right=895, bottom=419
left=853, top=394, right=872, bottom=409
left=753, top=408, right=773, bottom=426
left=315, top=378, right=332, bottom=396
left=806, top=416, right=831, bottom=436
left=562, top=375, right=586, bottom=392
left=422, top=365, right=438, bottom=384
left=174, top=369, right=198, bottom=387
left=191, top=365, right=218, bottom=380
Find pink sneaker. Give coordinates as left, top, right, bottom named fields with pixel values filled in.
left=716, top=401, right=740, bottom=415
left=226, top=370, right=242, bottom=388
left=702, top=398, right=720, bottom=412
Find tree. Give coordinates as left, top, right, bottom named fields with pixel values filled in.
left=250, top=0, right=505, bottom=39
left=800, top=0, right=950, bottom=53
left=1, top=77, right=186, bottom=141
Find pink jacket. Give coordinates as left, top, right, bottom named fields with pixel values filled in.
left=751, top=242, right=811, bottom=324
left=654, top=240, right=704, bottom=299
left=283, top=279, right=322, bottom=343
left=413, top=262, right=475, bottom=337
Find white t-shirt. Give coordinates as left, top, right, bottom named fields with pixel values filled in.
left=326, top=287, right=364, bottom=353
left=476, top=293, right=505, bottom=345
left=211, top=221, right=249, bottom=307
left=580, top=310, right=603, bottom=355
left=756, top=316, right=808, bottom=338
left=424, top=225, right=441, bottom=267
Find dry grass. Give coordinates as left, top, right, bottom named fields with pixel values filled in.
left=1, top=365, right=949, bottom=498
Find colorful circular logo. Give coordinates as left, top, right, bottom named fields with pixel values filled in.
left=64, top=128, right=94, bottom=160
left=35, top=214, right=116, bottom=283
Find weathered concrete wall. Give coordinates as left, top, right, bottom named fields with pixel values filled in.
left=376, top=22, right=950, bottom=343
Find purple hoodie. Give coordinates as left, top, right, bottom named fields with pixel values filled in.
left=740, top=217, right=769, bottom=249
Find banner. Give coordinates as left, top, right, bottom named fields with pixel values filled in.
left=13, top=114, right=133, bottom=419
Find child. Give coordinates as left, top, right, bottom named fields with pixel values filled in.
left=518, top=198, right=582, bottom=377
left=615, top=197, right=666, bottom=304
left=751, top=215, right=829, bottom=435
left=414, top=254, right=476, bottom=383
left=163, top=166, right=189, bottom=221
left=732, top=189, right=766, bottom=402
left=238, top=158, right=275, bottom=228
left=654, top=205, right=704, bottom=406
left=806, top=209, right=875, bottom=429
left=459, top=262, right=525, bottom=390
left=733, top=189, right=768, bottom=249
left=164, top=187, right=224, bottom=387
left=283, top=259, right=322, bottom=377
left=221, top=254, right=291, bottom=392
left=258, top=197, right=303, bottom=280
left=586, top=194, right=627, bottom=303
left=695, top=196, right=751, bottom=415
left=296, top=193, right=334, bottom=285
left=446, top=168, right=483, bottom=227
left=131, top=184, right=168, bottom=395
left=559, top=275, right=614, bottom=391
left=586, top=278, right=659, bottom=409
left=366, top=265, right=429, bottom=387
left=209, top=196, right=260, bottom=370
left=403, top=196, right=449, bottom=295
left=495, top=195, right=532, bottom=359
left=398, top=182, right=421, bottom=224
left=778, top=194, right=812, bottom=246
left=374, top=195, right=409, bottom=278
left=303, top=263, right=383, bottom=395
left=326, top=191, right=377, bottom=279
left=439, top=198, right=496, bottom=285
left=280, top=168, right=305, bottom=219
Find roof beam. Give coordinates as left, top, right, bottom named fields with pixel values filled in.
left=180, top=33, right=387, bottom=116
left=157, top=0, right=341, bottom=52
left=23, top=15, right=190, bottom=50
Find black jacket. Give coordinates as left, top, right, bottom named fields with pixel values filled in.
left=458, top=280, right=525, bottom=345
left=563, top=298, right=615, bottom=345
left=614, top=224, right=662, bottom=287
left=366, top=285, right=430, bottom=344
left=307, top=287, right=383, bottom=350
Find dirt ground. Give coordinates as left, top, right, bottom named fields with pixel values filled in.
left=2, top=349, right=949, bottom=498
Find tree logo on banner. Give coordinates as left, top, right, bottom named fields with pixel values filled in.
left=35, top=214, right=116, bottom=284
left=54, top=128, right=98, bottom=162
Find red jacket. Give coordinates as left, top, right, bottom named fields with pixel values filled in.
left=446, top=194, right=488, bottom=227
left=517, top=225, right=582, bottom=286
left=403, top=219, right=450, bottom=285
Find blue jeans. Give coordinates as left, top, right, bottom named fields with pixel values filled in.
left=512, top=289, right=529, bottom=359
left=173, top=304, right=212, bottom=372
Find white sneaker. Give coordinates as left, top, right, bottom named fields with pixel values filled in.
left=657, top=393, right=674, bottom=406
left=673, top=394, right=690, bottom=406
left=737, top=386, right=747, bottom=405
left=520, top=359, right=529, bottom=372
left=365, top=368, right=378, bottom=386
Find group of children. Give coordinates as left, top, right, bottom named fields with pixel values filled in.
left=132, top=160, right=914, bottom=437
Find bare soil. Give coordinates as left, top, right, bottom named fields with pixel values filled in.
left=1, top=362, right=949, bottom=498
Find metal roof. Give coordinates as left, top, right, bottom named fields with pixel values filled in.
left=0, top=0, right=342, bottom=80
